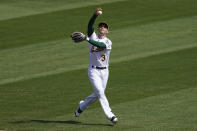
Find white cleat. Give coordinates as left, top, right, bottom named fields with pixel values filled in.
left=111, top=116, right=118, bottom=124
left=74, top=100, right=84, bottom=117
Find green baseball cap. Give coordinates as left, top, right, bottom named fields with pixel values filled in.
left=98, top=22, right=109, bottom=29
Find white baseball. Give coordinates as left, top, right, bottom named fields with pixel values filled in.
left=98, top=11, right=102, bottom=15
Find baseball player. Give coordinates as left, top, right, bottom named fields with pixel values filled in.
left=71, top=8, right=118, bottom=124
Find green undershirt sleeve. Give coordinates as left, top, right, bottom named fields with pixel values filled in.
left=88, top=39, right=106, bottom=48
left=87, top=14, right=97, bottom=37
left=87, top=14, right=106, bottom=48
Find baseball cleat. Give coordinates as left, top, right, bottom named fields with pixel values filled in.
left=74, top=100, right=84, bottom=117
left=74, top=109, right=81, bottom=117
left=111, top=116, right=118, bottom=124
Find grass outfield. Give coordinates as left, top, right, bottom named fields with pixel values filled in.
left=0, top=48, right=196, bottom=131
left=0, top=0, right=197, bottom=131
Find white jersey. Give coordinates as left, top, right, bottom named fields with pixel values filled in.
left=89, top=32, right=112, bottom=67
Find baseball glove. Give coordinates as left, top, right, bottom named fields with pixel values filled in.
left=71, top=32, right=87, bottom=43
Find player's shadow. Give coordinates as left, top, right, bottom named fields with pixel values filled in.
left=10, top=120, right=113, bottom=127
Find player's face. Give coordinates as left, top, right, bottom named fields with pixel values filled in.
left=98, top=26, right=109, bottom=36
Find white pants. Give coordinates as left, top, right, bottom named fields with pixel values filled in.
left=79, top=67, right=115, bottom=120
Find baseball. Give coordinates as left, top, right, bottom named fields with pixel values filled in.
left=98, top=11, right=102, bottom=15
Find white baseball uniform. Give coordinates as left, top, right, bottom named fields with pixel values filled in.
left=79, top=31, right=115, bottom=120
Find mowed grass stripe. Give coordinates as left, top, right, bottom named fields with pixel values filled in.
left=1, top=84, right=196, bottom=130
left=0, top=0, right=196, bottom=50
left=0, top=43, right=196, bottom=86
left=0, top=0, right=126, bottom=21
left=56, top=88, right=196, bottom=131
left=0, top=46, right=196, bottom=121
left=0, top=15, right=197, bottom=85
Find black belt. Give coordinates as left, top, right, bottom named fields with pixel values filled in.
left=92, top=65, right=106, bottom=69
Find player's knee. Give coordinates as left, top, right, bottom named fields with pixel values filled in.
left=96, top=91, right=105, bottom=98
left=94, top=87, right=105, bottom=97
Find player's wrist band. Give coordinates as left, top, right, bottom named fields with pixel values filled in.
left=86, top=37, right=90, bottom=41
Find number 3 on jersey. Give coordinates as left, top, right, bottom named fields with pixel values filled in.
left=101, top=54, right=106, bottom=61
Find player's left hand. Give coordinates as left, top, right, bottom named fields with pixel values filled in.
left=71, top=32, right=87, bottom=43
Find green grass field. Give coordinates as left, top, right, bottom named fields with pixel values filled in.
left=0, top=0, right=197, bottom=130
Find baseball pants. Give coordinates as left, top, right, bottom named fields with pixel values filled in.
left=79, top=67, right=115, bottom=120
